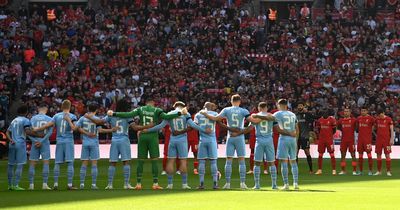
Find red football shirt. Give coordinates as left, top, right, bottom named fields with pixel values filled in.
left=317, top=117, right=336, bottom=141
left=357, top=115, right=375, bottom=142
left=338, top=117, right=357, bottom=142
left=375, top=116, right=393, bottom=141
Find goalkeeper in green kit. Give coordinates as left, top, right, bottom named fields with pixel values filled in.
left=107, top=97, right=188, bottom=190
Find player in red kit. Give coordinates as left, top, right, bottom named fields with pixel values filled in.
left=374, top=110, right=394, bottom=176
left=187, top=114, right=199, bottom=175
left=357, top=107, right=375, bottom=176
left=337, top=107, right=359, bottom=175
left=315, top=110, right=337, bottom=175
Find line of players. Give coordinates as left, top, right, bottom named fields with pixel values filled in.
left=6, top=95, right=299, bottom=191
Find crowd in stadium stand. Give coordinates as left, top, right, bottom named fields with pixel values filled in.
left=0, top=1, right=399, bottom=142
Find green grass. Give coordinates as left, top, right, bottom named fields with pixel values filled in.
left=1, top=158, right=400, bottom=210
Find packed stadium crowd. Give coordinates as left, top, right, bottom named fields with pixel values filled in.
left=0, top=0, right=398, bottom=129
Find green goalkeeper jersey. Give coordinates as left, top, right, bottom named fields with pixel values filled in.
left=113, top=105, right=180, bottom=137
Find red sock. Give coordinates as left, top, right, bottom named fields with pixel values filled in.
left=250, top=153, right=255, bottom=170
left=318, top=154, right=323, bottom=170
left=377, top=157, right=382, bottom=172
left=358, top=154, right=364, bottom=172
left=194, top=159, right=199, bottom=169
left=263, top=161, right=268, bottom=170
left=330, top=153, right=336, bottom=170
left=340, top=161, right=346, bottom=171
left=386, top=158, right=391, bottom=172
left=367, top=153, right=373, bottom=171
left=162, top=157, right=167, bottom=171
left=351, top=161, right=357, bottom=172
left=275, top=159, right=279, bottom=171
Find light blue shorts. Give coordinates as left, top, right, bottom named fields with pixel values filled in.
left=55, top=141, right=75, bottom=164
left=254, top=137, right=275, bottom=162
left=9, top=143, right=27, bottom=165
left=109, top=139, right=131, bottom=162
left=276, top=137, right=297, bottom=160
left=226, top=136, right=246, bottom=158
left=81, top=144, right=100, bottom=161
left=168, top=137, right=188, bottom=159
left=29, top=141, right=50, bottom=161
left=198, top=141, right=218, bottom=159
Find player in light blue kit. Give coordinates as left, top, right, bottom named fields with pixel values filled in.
left=253, top=99, right=299, bottom=190
left=200, top=94, right=260, bottom=189
left=34, top=100, right=78, bottom=190
left=234, top=102, right=296, bottom=190
left=194, top=102, right=221, bottom=190
left=144, top=101, right=210, bottom=190
left=6, top=105, right=43, bottom=190
left=28, top=104, right=53, bottom=190
left=76, top=103, right=118, bottom=190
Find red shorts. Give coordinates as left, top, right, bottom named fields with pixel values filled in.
left=357, top=140, right=372, bottom=153
left=188, top=140, right=198, bottom=153
left=318, top=139, right=334, bottom=153
left=375, top=140, right=391, bottom=155
left=340, top=140, right=355, bottom=153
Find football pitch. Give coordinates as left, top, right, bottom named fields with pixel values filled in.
left=1, top=159, right=399, bottom=210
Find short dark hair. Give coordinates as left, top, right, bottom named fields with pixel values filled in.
left=88, top=103, right=98, bottom=112
left=231, top=94, right=241, bottom=102
left=377, top=109, right=385, bottom=114
left=38, top=103, right=48, bottom=109
left=277, top=99, right=288, bottom=105
left=115, top=100, right=131, bottom=112
left=258, top=102, right=268, bottom=109
left=17, top=105, right=28, bottom=115
left=361, top=106, right=369, bottom=110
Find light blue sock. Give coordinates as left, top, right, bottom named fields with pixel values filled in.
left=253, top=165, right=261, bottom=188
left=29, top=164, right=35, bottom=185
left=225, top=159, right=232, bottom=183
left=80, top=165, right=87, bottom=185
left=181, top=173, right=188, bottom=185
left=15, top=165, right=23, bottom=187
left=239, top=160, right=246, bottom=183
left=108, top=166, right=116, bottom=185
left=123, top=164, right=130, bottom=185
left=210, top=160, right=218, bottom=183
left=7, top=164, right=14, bottom=186
left=269, top=165, right=277, bottom=188
left=54, top=164, right=60, bottom=185
left=199, top=160, right=206, bottom=185
left=167, top=174, right=173, bottom=185
left=291, top=163, right=299, bottom=184
left=281, top=162, right=289, bottom=185
left=43, top=163, right=49, bottom=184
left=91, top=165, right=98, bottom=186
left=67, top=162, right=74, bottom=186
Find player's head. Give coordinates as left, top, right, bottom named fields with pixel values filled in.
left=322, top=109, right=329, bottom=118
left=343, top=107, right=351, bottom=118
left=377, top=108, right=385, bottom=117
left=276, top=99, right=288, bottom=111
left=115, top=100, right=131, bottom=112
left=87, top=103, right=98, bottom=114
left=204, top=102, right=217, bottom=111
left=230, top=94, right=241, bottom=106
left=360, top=106, right=369, bottom=116
left=17, top=104, right=29, bottom=116
left=145, top=96, right=155, bottom=106
left=258, top=102, right=268, bottom=112
left=38, top=103, right=48, bottom=114
left=61, top=100, right=71, bottom=111
left=297, top=101, right=305, bottom=112
left=173, top=101, right=186, bottom=111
